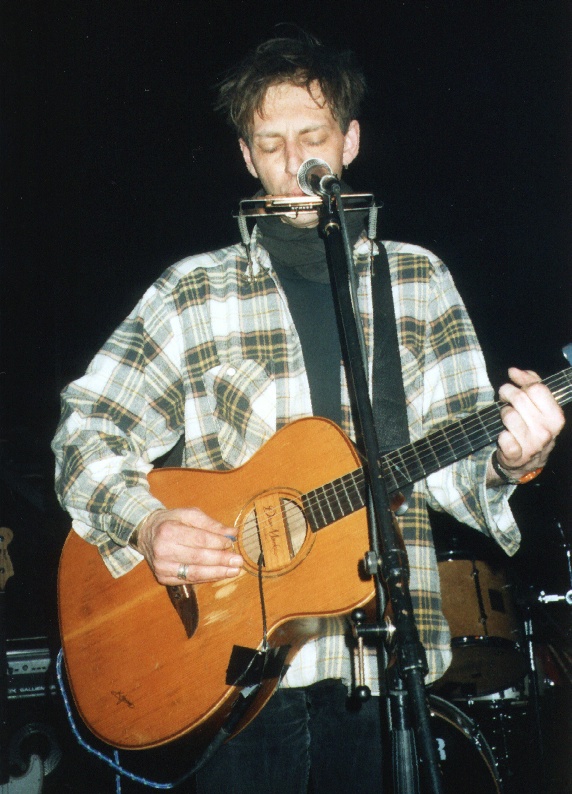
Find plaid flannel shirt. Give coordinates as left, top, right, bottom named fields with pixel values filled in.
left=52, top=229, right=519, bottom=688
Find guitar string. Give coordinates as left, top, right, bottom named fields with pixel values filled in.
left=257, top=552, right=269, bottom=648
left=239, top=499, right=308, bottom=556
left=236, top=372, right=572, bottom=560
left=237, top=476, right=365, bottom=562
left=238, top=386, right=568, bottom=552
left=239, top=390, right=531, bottom=547
left=300, top=374, right=572, bottom=526
left=303, top=372, right=572, bottom=518
left=302, top=472, right=365, bottom=527
left=381, top=373, right=572, bottom=487
left=238, top=467, right=366, bottom=549
left=390, top=383, right=571, bottom=477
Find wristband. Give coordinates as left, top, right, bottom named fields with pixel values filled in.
left=492, top=451, right=543, bottom=485
left=516, top=467, right=544, bottom=484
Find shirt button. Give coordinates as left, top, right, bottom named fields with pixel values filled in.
left=227, top=366, right=236, bottom=376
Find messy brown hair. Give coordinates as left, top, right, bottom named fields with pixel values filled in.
left=215, top=32, right=366, bottom=142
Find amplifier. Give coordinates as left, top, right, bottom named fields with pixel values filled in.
left=6, top=637, right=56, bottom=700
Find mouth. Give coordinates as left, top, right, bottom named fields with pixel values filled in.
left=263, top=187, right=307, bottom=199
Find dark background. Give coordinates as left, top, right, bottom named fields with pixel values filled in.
left=2, top=1, right=572, bottom=791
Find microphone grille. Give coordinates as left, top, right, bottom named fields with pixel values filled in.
left=297, top=158, right=332, bottom=196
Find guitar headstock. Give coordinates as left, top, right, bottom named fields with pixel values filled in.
left=0, top=527, right=14, bottom=592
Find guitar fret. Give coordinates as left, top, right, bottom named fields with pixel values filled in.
left=302, top=489, right=321, bottom=531
left=336, top=475, right=355, bottom=517
left=427, top=427, right=456, bottom=465
left=346, top=471, right=367, bottom=512
left=302, top=364, right=572, bottom=532
left=379, top=458, right=400, bottom=493
left=319, top=484, right=339, bottom=527
left=303, top=471, right=366, bottom=532
left=390, top=447, right=416, bottom=490
left=307, top=485, right=330, bottom=530
left=386, top=404, right=505, bottom=487
left=448, top=420, right=474, bottom=457
left=405, top=437, right=438, bottom=481
left=471, top=410, right=503, bottom=445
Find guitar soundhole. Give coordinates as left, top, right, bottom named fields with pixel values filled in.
left=238, top=490, right=309, bottom=574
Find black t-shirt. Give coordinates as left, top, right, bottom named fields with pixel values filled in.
left=272, top=263, right=342, bottom=427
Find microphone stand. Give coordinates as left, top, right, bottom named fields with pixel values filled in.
left=316, top=184, right=444, bottom=794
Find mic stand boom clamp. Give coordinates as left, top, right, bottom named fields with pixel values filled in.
left=316, top=187, right=444, bottom=794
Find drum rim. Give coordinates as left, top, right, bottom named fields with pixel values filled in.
left=428, top=694, right=502, bottom=790
left=437, top=551, right=505, bottom=562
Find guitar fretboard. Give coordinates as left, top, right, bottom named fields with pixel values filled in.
left=302, top=367, right=572, bottom=532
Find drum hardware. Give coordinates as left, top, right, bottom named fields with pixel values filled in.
left=460, top=686, right=527, bottom=705
left=453, top=687, right=530, bottom=793
left=521, top=521, right=572, bottom=789
left=538, top=589, right=572, bottom=605
left=543, top=642, right=572, bottom=688
left=433, top=522, right=572, bottom=792
left=535, top=521, right=572, bottom=608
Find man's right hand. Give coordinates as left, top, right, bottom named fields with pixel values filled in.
left=133, top=508, right=243, bottom=585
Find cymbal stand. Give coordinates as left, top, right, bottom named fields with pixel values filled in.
left=521, top=604, right=545, bottom=792
left=522, top=521, right=572, bottom=792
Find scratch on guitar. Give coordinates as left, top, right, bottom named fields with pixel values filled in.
left=111, top=691, right=135, bottom=709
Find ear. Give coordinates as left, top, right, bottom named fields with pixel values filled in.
left=342, top=120, right=360, bottom=167
left=239, top=138, right=259, bottom=179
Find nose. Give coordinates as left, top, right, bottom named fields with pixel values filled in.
left=284, top=140, right=305, bottom=178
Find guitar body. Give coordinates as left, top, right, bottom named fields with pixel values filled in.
left=58, top=418, right=375, bottom=751
left=58, top=355, right=572, bottom=752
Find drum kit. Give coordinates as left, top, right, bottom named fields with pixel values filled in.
left=429, top=535, right=572, bottom=794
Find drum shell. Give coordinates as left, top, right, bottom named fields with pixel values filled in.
left=439, top=557, right=519, bottom=639
left=435, top=556, right=526, bottom=696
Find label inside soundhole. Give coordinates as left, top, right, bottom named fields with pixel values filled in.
left=238, top=489, right=308, bottom=573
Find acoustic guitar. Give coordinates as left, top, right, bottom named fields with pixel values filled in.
left=58, top=356, right=572, bottom=752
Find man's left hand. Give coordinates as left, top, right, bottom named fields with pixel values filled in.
left=489, top=367, right=565, bottom=485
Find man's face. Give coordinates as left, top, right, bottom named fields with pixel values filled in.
left=239, top=81, right=360, bottom=228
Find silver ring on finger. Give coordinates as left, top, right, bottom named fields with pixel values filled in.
left=176, top=563, right=189, bottom=581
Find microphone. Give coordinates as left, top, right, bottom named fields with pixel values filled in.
left=297, top=158, right=341, bottom=197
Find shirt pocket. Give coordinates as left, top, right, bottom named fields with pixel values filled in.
left=203, top=359, right=276, bottom=467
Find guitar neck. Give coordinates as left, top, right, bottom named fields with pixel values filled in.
left=382, top=368, right=572, bottom=494
left=303, top=367, right=572, bottom=531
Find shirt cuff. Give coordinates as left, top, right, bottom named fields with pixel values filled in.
left=478, top=449, right=521, bottom=556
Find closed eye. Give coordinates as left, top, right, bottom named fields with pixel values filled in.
left=304, top=137, right=327, bottom=147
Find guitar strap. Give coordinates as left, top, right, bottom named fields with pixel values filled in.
left=371, top=241, right=412, bottom=500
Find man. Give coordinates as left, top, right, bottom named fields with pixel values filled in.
left=53, top=33, right=564, bottom=793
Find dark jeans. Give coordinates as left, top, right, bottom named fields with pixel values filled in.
left=195, top=680, right=384, bottom=794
